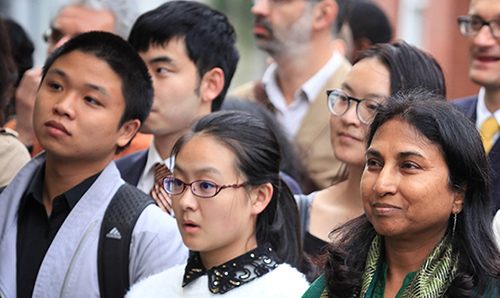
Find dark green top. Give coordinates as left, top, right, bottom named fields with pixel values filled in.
left=366, top=261, right=417, bottom=298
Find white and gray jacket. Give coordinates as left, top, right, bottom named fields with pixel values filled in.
left=0, top=153, right=188, bottom=298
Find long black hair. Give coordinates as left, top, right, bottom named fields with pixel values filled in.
left=357, top=40, right=446, bottom=97
left=171, top=110, right=302, bottom=268
left=323, top=90, right=500, bottom=297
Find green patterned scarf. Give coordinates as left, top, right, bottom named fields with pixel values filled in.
left=304, top=235, right=459, bottom=298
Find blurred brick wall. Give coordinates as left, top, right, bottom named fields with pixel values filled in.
left=372, top=0, right=480, bottom=100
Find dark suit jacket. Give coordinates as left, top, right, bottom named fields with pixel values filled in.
left=454, top=95, right=500, bottom=211
left=115, top=149, right=148, bottom=186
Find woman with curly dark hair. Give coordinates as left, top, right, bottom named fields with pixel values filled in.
left=303, top=92, right=500, bottom=297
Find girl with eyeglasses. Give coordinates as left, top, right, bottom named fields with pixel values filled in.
left=126, top=110, right=308, bottom=297
left=297, top=41, right=446, bottom=282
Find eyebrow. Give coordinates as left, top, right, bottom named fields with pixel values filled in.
left=366, top=148, right=425, bottom=159
left=85, top=83, right=109, bottom=97
left=47, top=67, right=109, bottom=97
left=341, top=82, right=388, bottom=100
left=174, top=164, right=223, bottom=177
left=366, top=149, right=381, bottom=158
left=47, top=68, right=67, bottom=78
left=398, top=151, right=425, bottom=159
left=149, top=56, right=173, bottom=65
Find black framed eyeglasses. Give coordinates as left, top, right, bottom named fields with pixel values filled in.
left=326, top=89, right=381, bottom=124
left=458, top=15, right=500, bottom=39
left=163, top=177, right=249, bottom=198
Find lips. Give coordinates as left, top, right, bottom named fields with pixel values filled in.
left=372, top=203, right=401, bottom=215
left=476, top=56, right=499, bottom=62
left=253, top=18, right=272, bottom=38
left=472, top=53, right=500, bottom=67
left=45, top=120, right=70, bottom=136
left=338, top=132, right=361, bottom=142
left=182, top=219, right=200, bottom=233
left=253, top=25, right=269, bottom=36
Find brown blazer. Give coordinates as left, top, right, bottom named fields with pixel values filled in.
left=230, top=58, right=351, bottom=190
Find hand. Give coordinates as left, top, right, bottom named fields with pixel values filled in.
left=15, top=67, right=42, bottom=146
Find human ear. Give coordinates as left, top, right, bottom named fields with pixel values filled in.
left=312, top=0, right=338, bottom=31
left=452, top=185, right=466, bottom=214
left=116, top=119, right=141, bottom=148
left=250, top=183, right=273, bottom=215
left=200, top=67, right=225, bottom=104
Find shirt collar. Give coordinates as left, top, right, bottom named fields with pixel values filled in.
left=21, top=162, right=101, bottom=212
left=182, top=243, right=281, bottom=294
left=23, top=162, right=45, bottom=206
left=476, top=87, right=500, bottom=127
left=261, top=51, right=343, bottom=104
left=301, top=51, right=343, bottom=103
left=145, top=138, right=174, bottom=175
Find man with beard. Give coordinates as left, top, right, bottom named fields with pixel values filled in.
left=231, top=0, right=351, bottom=192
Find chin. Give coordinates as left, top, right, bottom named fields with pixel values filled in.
left=470, top=71, right=499, bottom=87
left=335, top=153, right=364, bottom=166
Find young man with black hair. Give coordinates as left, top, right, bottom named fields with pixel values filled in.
left=116, top=1, right=239, bottom=213
left=0, top=31, right=187, bottom=298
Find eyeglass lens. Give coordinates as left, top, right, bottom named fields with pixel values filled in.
left=164, top=178, right=219, bottom=198
left=459, top=16, right=500, bottom=38
left=328, top=91, right=379, bottom=124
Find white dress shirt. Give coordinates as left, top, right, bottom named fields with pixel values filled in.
left=137, top=138, right=174, bottom=193
left=476, top=87, right=500, bottom=145
left=261, top=51, right=342, bottom=139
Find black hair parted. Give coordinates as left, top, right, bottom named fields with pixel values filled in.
left=128, top=0, right=239, bottom=112
left=357, top=40, right=446, bottom=97
left=41, top=31, right=154, bottom=153
left=171, top=110, right=302, bottom=269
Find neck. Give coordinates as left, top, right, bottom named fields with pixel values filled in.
left=343, top=165, right=364, bottom=205
left=326, top=165, right=365, bottom=212
left=43, top=153, right=111, bottom=213
left=384, top=231, right=445, bottom=279
left=272, top=37, right=335, bottom=105
left=484, top=87, right=500, bottom=113
left=153, top=131, right=188, bottom=160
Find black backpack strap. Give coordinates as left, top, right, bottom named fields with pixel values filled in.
left=98, top=183, right=154, bottom=298
left=0, top=185, right=6, bottom=194
left=296, top=194, right=310, bottom=242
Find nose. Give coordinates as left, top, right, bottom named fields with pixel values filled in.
left=340, top=102, right=362, bottom=126
left=473, top=24, right=497, bottom=48
left=53, top=93, right=77, bottom=119
left=252, top=0, right=270, bottom=16
left=177, top=188, right=199, bottom=211
left=372, top=166, right=398, bottom=197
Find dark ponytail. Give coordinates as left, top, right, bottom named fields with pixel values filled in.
left=171, top=110, right=302, bottom=268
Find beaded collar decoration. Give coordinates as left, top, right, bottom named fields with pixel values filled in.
left=182, top=243, right=281, bottom=294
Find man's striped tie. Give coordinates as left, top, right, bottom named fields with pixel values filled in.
left=149, top=163, right=173, bottom=214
